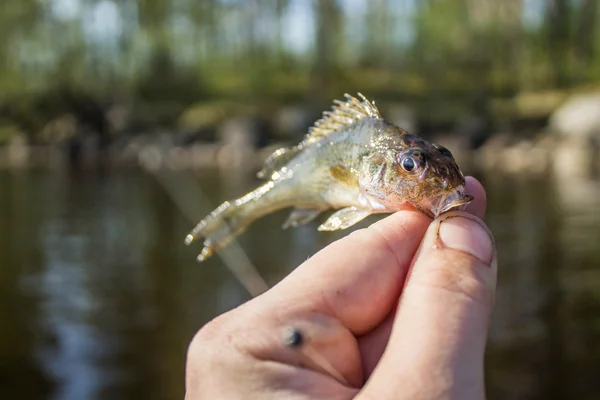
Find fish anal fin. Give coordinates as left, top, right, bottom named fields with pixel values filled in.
left=318, top=207, right=371, bottom=231
left=282, top=208, right=323, bottom=229
left=257, top=146, right=301, bottom=180
left=329, top=165, right=359, bottom=187
left=304, top=93, right=381, bottom=145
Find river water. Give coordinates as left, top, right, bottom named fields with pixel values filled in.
left=1, top=167, right=600, bottom=399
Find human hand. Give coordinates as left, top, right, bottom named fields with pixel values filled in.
left=185, top=176, right=495, bottom=399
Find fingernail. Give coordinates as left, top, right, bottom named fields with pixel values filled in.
left=438, top=216, right=494, bottom=265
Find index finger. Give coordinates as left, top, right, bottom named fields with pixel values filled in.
left=261, top=176, right=485, bottom=335
left=357, top=175, right=487, bottom=375
left=262, top=206, right=431, bottom=334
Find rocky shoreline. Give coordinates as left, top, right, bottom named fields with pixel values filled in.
left=2, top=93, right=599, bottom=179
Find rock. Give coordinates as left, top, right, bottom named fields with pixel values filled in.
left=550, top=92, right=600, bottom=139
left=548, top=93, right=600, bottom=177
left=552, top=136, right=597, bottom=178
left=8, top=134, right=29, bottom=167
left=474, top=132, right=556, bottom=175
left=41, top=114, right=77, bottom=143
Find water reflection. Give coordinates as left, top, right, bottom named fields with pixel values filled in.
left=485, top=172, right=600, bottom=399
left=1, top=169, right=600, bottom=399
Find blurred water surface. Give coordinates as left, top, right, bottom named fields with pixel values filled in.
left=1, top=168, right=600, bottom=400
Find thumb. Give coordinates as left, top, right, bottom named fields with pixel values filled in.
left=359, top=211, right=496, bottom=400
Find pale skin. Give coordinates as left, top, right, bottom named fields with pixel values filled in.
left=186, top=176, right=496, bottom=399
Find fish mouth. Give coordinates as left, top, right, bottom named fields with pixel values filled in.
left=415, top=186, right=474, bottom=218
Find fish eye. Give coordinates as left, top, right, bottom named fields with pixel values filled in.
left=402, top=157, right=416, bottom=172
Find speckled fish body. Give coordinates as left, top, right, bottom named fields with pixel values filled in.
left=186, top=94, right=473, bottom=262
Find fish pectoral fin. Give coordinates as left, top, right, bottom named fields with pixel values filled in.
left=318, top=207, right=372, bottom=231
left=282, top=208, right=324, bottom=229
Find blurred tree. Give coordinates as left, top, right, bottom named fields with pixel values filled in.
left=311, top=0, right=343, bottom=98
left=545, top=0, right=571, bottom=87
left=0, top=0, right=599, bottom=141
left=274, top=0, right=292, bottom=70
left=574, top=0, right=598, bottom=71
left=361, top=0, right=394, bottom=68
left=0, top=0, right=43, bottom=98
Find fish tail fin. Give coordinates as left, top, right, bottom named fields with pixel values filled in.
left=185, top=201, right=250, bottom=262
left=185, top=181, right=281, bottom=262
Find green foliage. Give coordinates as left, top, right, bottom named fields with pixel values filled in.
left=0, top=0, right=599, bottom=139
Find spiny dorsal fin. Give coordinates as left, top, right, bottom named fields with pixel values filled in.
left=304, top=93, right=381, bottom=145
left=259, top=93, right=380, bottom=181
left=257, top=145, right=302, bottom=180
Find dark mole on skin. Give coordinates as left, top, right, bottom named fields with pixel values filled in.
left=281, top=326, right=350, bottom=386
left=283, top=327, right=304, bottom=348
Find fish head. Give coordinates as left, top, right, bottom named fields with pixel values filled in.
left=360, top=136, right=473, bottom=218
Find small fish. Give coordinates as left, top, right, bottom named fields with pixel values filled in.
left=186, top=93, right=473, bottom=262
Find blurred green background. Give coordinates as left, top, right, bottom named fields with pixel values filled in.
left=2, top=1, right=600, bottom=399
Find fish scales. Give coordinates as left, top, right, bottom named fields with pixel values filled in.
left=186, top=93, right=473, bottom=262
